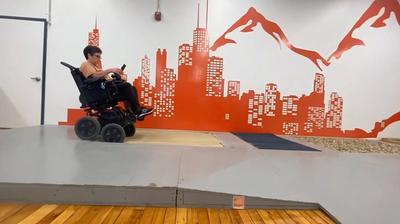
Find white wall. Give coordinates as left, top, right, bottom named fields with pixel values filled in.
left=1, top=0, right=399, bottom=137
left=0, top=0, right=48, bottom=18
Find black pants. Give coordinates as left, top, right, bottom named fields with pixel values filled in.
left=115, top=82, right=141, bottom=114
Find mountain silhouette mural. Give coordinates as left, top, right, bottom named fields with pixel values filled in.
left=209, top=7, right=330, bottom=71
left=329, top=0, right=400, bottom=61
left=211, top=0, right=400, bottom=66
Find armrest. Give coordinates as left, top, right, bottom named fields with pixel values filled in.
left=106, top=79, right=125, bottom=85
left=84, top=77, right=106, bottom=84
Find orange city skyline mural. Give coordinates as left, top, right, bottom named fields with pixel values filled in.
left=60, top=0, right=400, bottom=138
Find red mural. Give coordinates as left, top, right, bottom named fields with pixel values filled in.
left=329, top=0, right=400, bottom=61
left=209, top=7, right=330, bottom=71
left=59, top=0, right=400, bottom=138
left=211, top=0, right=400, bottom=67
left=87, top=16, right=102, bottom=68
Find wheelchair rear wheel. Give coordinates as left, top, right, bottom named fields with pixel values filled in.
left=101, top=123, right=126, bottom=143
left=74, top=116, right=101, bottom=140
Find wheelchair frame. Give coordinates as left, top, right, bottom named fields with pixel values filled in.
left=61, top=61, right=136, bottom=143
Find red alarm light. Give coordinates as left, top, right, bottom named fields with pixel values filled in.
left=154, top=11, right=162, bottom=21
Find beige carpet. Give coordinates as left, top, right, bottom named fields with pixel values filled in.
left=125, top=128, right=223, bottom=147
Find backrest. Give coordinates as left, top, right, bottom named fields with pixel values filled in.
left=71, top=69, right=87, bottom=94
left=61, top=61, right=118, bottom=109
left=60, top=61, right=85, bottom=94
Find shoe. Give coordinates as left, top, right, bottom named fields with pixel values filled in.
left=136, top=108, right=154, bottom=119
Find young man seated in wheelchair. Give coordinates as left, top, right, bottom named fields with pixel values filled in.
left=80, top=45, right=153, bottom=119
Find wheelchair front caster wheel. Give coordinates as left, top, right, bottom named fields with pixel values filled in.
left=101, top=123, right=126, bottom=143
left=123, top=124, right=136, bottom=137
left=74, top=116, right=101, bottom=140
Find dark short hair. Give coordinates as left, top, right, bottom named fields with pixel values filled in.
left=83, top=45, right=102, bottom=59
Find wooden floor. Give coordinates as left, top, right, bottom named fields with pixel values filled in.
left=125, top=129, right=223, bottom=147
left=0, top=204, right=336, bottom=224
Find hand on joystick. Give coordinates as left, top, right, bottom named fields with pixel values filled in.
left=111, top=65, right=126, bottom=81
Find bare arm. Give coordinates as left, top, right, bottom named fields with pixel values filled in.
left=93, top=68, right=126, bottom=81
left=89, top=68, right=117, bottom=79
left=81, top=65, right=123, bottom=80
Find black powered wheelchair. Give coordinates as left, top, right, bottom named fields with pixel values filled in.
left=61, top=61, right=140, bottom=143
